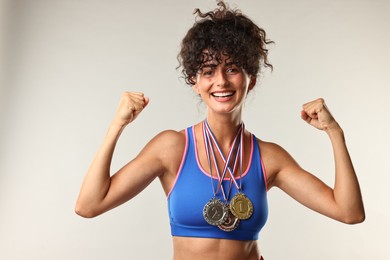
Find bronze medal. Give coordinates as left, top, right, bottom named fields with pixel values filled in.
left=218, top=208, right=240, bottom=232
left=229, top=192, right=253, bottom=220
left=203, top=198, right=229, bottom=226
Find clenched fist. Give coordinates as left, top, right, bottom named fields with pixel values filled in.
left=114, top=92, right=149, bottom=126
left=301, top=98, right=339, bottom=132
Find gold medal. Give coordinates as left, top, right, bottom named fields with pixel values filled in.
left=203, top=198, right=229, bottom=226
left=218, top=208, right=240, bottom=232
left=229, top=192, right=253, bottom=220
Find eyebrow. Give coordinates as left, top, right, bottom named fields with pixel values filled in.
left=201, top=63, right=217, bottom=69
left=224, top=61, right=236, bottom=67
left=201, top=61, right=236, bottom=69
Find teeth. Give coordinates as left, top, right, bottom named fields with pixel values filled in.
left=212, top=92, right=234, bottom=97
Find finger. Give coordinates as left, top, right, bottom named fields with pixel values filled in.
left=300, top=110, right=309, bottom=121
left=123, top=91, right=144, bottom=100
left=301, top=110, right=314, bottom=125
left=130, top=92, right=145, bottom=101
left=132, top=97, right=150, bottom=113
left=302, top=97, right=324, bottom=108
left=122, top=92, right=143, bottom=104
left=302, top=98, right=325, bottom=118
left=143, top=96, right=150, bottom=108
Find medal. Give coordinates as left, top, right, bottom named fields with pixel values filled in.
left=202, top=122, right=235, bottom=227
left=202, top=120, right=253, bottom=230
left=218, top=207, right=240, bottom=231
left=229, top=192, right=253, bottom=220
left=203, top=198, right=229, bottom=226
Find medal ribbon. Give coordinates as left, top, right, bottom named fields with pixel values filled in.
left=203, top=123, right=220, bottom=198
left=204, top=121, right=244, bottom=190
left=239, top=121, right=244, bottom=191
left=203, top=121, right=243, bottom=202
left=203, top=122, right=230, bottom=201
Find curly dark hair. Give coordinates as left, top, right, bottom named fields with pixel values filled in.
left=178, top=1, right=274, bottom=85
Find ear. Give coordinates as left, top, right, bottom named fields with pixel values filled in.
left=248, top=76, right=257, bottom=91
left=193, top=85, right=200, bottom=94
left=192, top=79, right=200, bottom=94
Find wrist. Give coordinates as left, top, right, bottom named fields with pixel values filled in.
left=111, top=118, right=129, bottom=129
left=108, top=120, right=127, bottom=136
left=325, top=122, right=345, bottom=140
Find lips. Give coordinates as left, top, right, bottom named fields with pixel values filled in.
left=211, top=91, right=235, bottom=98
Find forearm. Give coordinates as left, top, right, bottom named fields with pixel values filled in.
left=327, top=125, right=365, bottom=223
left=75, top=121, right=125, bottom=217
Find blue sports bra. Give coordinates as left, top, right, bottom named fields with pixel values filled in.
left=167, top=126, right=268, bottom=241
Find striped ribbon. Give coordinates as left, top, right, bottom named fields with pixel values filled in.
left=202, top=120, right=244, bottom=202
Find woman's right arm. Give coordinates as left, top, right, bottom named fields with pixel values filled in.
left=75, top=92, right=155, bottom=218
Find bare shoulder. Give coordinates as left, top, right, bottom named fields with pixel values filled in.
left=140, top=129, right=186, bottom=156
left=256, top=138, right=301, bottom=189
left=138, top=129, right=187, bottom=195
left=257, top=139, right=293, bottom=160
left=137, top=129, right=187, bottom=174
left=147, top=129, right=186, bottom=152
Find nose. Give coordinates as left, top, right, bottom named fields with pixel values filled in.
left=215, top=69, right=228, bottom=87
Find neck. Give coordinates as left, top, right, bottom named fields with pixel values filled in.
left=205, top=112, right=243, bottom=149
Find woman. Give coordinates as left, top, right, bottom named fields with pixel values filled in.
left=75, top=2, right=365, bottom=259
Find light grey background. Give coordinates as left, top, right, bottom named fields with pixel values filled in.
left=1, top=0, right=389, bottom=259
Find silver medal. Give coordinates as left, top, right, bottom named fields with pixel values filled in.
left=203, top=198, right=229, bottom=226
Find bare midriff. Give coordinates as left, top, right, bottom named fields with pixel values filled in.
left=172, top=236, right=260, bottom=260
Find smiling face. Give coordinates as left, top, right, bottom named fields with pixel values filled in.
left=178, top=3, right=273, bottom=87
left=192, top=53, right=256, bottom=116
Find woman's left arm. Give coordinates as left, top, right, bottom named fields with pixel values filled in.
left=304, top=98, right=365, bottom=223
left=269, top=98, right=365, bottom=224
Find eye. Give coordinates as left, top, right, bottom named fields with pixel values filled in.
left=226, top=67, right=239, bottom=74
left=202, top=68, right=214, bottom=76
